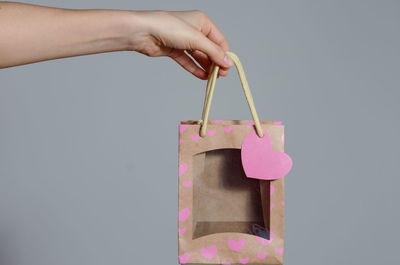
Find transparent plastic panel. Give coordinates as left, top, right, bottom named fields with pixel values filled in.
left=192, top=149, right=270, bottom=239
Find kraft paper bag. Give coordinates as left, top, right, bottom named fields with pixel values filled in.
left=178, top=52, right=289, bottom=265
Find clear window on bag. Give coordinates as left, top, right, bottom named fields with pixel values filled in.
left=192, top=149, right=271, bottom=239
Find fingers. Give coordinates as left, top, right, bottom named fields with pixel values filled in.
left=189, top=50, right=211, bottom=72
left=200, top=16, right=230, bottom=53
left=169, top=49, right=208, bottom=80
left=190, top=50, right=229, bottom=77
left=170, top=10, right=230, bottom=53
left=190, top=33, right=233, bottom=71
left=195, top=11, right=231, bottom=76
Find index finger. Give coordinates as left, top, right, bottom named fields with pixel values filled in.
left=200, top=16, right=230, bottom=53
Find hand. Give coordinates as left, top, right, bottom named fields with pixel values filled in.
left=126, top=10, right=233, bottom=79
left=0, top=3, right=232, bottom=77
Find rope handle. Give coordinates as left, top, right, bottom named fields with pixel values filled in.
left=199, top=51, right=264, bottom=138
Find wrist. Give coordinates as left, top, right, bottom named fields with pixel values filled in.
left=65, top=9, right=136, bottom=53
left=98, top=10, right=137, bottom=52
left=118, top=10, right=154, bottom=52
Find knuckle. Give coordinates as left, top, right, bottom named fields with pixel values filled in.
left=153, top=10, right=169, bottom=17
left=140, top=45, right=160, bottom=57
left=152, top=10, right=173, bottom=21
left=192, top=10, right=207, bottom=20
left=189, top=34, right=204, bottom=49
left=192, top=9, right=203, bottom=16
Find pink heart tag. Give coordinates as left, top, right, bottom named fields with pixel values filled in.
left=241, top=130, right=292, bottom=180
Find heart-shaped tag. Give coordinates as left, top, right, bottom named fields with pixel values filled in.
left=241, top=130, right=292, bottom=180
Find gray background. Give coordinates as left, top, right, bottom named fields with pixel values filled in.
left=1, top=0, right=399, bottom=264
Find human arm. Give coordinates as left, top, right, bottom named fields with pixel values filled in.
left=0, top=2, right=232, bottom=78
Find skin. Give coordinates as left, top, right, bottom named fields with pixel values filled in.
left=0, top=2, right=233, bottom=79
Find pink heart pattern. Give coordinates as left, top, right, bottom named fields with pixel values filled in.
left=239, top=257, right=249, bottom=264
left=246, top=121, right=254, bottom=128
left=178, top=163, right=188, bottom=177
left=200, top=245, right=217, bottom=259
left=179, top=253, right=190, bottom=264
left=223, top=126, right=232, bottom=133
left=241, top=130, right=292, bottom=180
left=179, top=124, right=189, bottom=133
left=207, top=129, right=216, bottom=136
left=258, top=252, right=268, bottom=259
left=178, top=208, right=190, bottom=222
left=228, top=238, right=246, bottom=252
left=191, top=134, right=200, bottom=141
left=275, top=247, right=284, bottom=255
left=245, top=121, right=255, bottom=128
left=178, top=227, right=186, bottom=234
left=182, top=180, right=192, bottom=187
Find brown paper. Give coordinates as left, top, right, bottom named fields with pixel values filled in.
left=178, top=120, right=285, bottom=265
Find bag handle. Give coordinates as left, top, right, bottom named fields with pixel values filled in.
left=199, top=51, right=264, bottom=138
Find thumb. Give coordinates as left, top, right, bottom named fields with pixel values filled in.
left=191, top=34, right=233, bottom=69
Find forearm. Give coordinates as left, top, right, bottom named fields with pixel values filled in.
left=0, top=2, right=134, bottom=68
left=0, top=3, right=231, bottom=78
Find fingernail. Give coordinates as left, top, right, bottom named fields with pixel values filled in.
left=223, top=55, right=233, bottom=67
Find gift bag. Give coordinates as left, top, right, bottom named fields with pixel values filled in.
left=178, top=52, right=292, bottom=265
